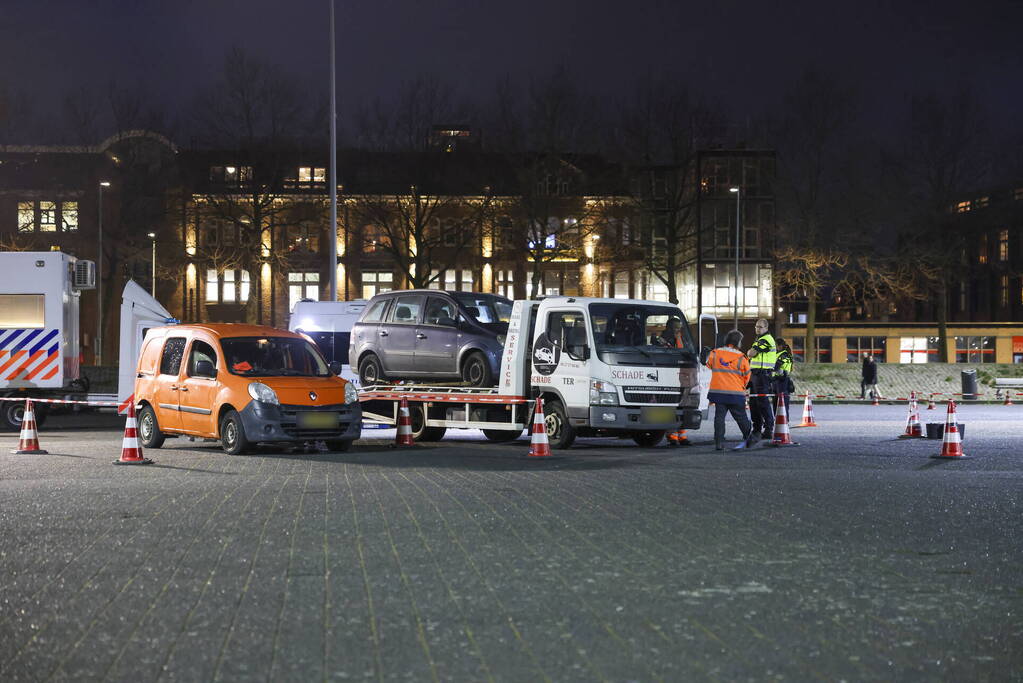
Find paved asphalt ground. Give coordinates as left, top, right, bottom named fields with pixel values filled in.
left=1, top=403, right=1021, bottom=682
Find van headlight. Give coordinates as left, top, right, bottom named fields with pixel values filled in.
left=590, top=379, right=619, bottom=406
left=344, top=382, right=359, bottom=404
left=248, top=382, right=279, bottom=405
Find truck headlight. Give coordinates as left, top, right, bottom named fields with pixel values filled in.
left=590, top=379, right=619, bottom=406
left=344, top=381, right=359, bottom=404
left=247, top=382, right=279, bottom=405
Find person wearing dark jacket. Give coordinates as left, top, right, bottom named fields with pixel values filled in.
left=861, top=354, right=883, bottom=399
left=773, top=337, right=794, bottom=418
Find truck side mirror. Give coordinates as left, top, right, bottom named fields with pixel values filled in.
left=195, top=359, right=217, bottom=378
left=328, top=360, right=343, bottom=375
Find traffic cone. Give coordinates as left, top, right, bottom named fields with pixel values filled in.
left=11, top=399, right=48, bottom=454
left=927, top=395, right=936, bottom=410
left=770, top=393, right=799, bottom=447
left=871, top=393, right=880, bottom=406
left=931, top=400, right=968, bottom=459
left=527, top=397, right=552, bottom=457
left=394, top=396, right=415, bottom=447
left=667, top=429, right=690, bottom=447
left=114, top=402, right=153, bottom=465
left=899, top=390, right=924, bottom=438
left=794, top=393, right=818, bottom=427
left=1004, top=391, right=1014, bottom=406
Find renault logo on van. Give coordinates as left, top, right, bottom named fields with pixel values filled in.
left=309, top=391, right=318, bottom=401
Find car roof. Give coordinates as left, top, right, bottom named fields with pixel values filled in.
left=146, top=323, right=306, bottom=340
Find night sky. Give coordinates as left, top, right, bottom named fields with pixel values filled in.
left=2, top=0, right=1021, bottom=141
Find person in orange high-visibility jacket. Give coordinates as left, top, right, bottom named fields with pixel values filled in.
left=706, top=329, right=755, bottom=451
left=657, top=318, right=691, bottom=447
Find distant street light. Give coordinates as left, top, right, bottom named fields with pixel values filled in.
left=147, top=232, right=157, bottom=297
left=97, top=181, right=111, bottom=365
left=730, top=186, right=741, bottom=331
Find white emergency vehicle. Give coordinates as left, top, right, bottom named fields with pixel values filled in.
left=288, top=299, right=367, bottom=387
left=0, top=251, right=174, bottom=430
left=360, top=297, right=714, bottom=448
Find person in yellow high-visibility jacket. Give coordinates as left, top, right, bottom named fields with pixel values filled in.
left=746, top=318, right=777, bottom=440
left=706, top=329, right=754, bottom=450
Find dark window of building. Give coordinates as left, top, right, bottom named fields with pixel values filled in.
left=955, top=336, right=995, bottom=364
left=846, top=336, right=886, bottom=362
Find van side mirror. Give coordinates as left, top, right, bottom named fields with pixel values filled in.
left=195, top=359, right=217, bottom=378
left=328, top=360, right=343, bottom=375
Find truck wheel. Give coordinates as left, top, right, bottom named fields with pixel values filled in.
left=1, top=400, right=24, bottom=431
left=220, top=410, right=251, bottom=455
left=543, top=399, right=576, bottom=449
left=359, top=354, right=384, bottom=386
left=138, top=404, right=166, bottom=448
left=632, top=430, right=666, bottom=448
left=461, top=351, right=493, bottom=387
left=483, top=428, right=523, bottom=442
left=409, top=403, right=446, bottom=441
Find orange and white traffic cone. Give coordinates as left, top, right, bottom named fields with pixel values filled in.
left=899, top=390, right=924, bottom=438
left=11, top=399, right=47, bottom=454
left=527, top=397, right=552, bottom=457
left=666, top=428, right=690, bottom=447
left=794, top=393, right=818, bottom=428
left=1004, top=391, right=1014, bottom=406
left=931, top=400, right=968, bottom=459
left=394, top=396, right=415, bottom=447
left=114, top=402, right=153, bottom=465
left=770, top=393, right=799, bottom=447
left=871, top=393, right=880, bottom=406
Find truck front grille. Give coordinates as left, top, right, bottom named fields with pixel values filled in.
left=622, top=386, right=682, bottom=405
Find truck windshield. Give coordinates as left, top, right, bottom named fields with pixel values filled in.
left=588, top=303, right=696, bottom=366
left=221, top=337, right=330, bottom=377
left=453, top=293, right=513, bottom=325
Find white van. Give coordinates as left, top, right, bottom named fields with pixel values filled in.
left=288, top=300, right=367, bottom=387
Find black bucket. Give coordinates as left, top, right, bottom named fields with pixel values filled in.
left=925, top=422, right=965, bottom=439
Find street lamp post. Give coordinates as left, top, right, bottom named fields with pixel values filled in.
left=97, top=181, right=110, bottom=365
left=147, top=232, right=157, bottom=296
left=327, top=0, right=338, bottom=301
left=729, top=186, right=741, bottom=331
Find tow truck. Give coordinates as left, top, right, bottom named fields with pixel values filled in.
left=359, top=297, right=715, bottom=449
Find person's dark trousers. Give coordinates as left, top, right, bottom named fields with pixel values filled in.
left=749, top=370, right=775, bottom=436
left=714, top=402, right=752, bottom=446
left=860, top=379, right=866, bottom=399
left=774, top=376, right=791, bottom=419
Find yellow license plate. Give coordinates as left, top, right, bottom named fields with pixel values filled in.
left=297, top=412, right=339, bottom=429
left=642, top=406, right=676, bottom=424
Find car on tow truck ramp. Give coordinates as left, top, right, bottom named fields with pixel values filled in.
left=134, top=324, right=361, bottom=454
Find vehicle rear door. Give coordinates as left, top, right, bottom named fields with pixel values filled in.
left=416, top=296, right=460, bottom=374
left=697, top=314, right=718, bottom=416
left=178, top=336, right=220, bottom=436
left=379, top=294, right=423, bottom=373
left=153, top=335, right=187, bottom=432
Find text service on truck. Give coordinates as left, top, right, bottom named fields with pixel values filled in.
left=358, top=297, right=707, bottom=448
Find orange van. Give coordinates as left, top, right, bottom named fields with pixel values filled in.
left=133, top=324, right=361, bottom=454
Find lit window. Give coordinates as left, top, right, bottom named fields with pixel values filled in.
left=979, top=234, right=988, bottom=264
left=205, top=269, right=250, bottom=303
left=313, top=167, right=325, bottom=182
left=900, top=337, right=938, bottom=364
left=288, top=272, right=320, bottom=310
left=1001, top=275, right=1009, bottom=307
left=224, top=166, right=238, bottom=184
left=38, top=201, right=56, bottom=232
left=496, top=269, right=514, bottom=298
left=1000, top=229, right=1009, bottom=261
left=17, top=202, right=34, bottom=232
left=205, top=269, right=218, bottom=302
left=61, top=201, right=78, bottom=231
left=298, top=167, right=312, bottom=182
left=361, top=271, right=393, bottom=299
left=956, top=201, right=971, bottom=213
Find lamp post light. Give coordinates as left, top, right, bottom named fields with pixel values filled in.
left=327, top=0, right=338, bottom=301
left=729, top=186, right=741, bottom=331
left=147, top=232, right=157, bottom=296
left=97, top=181, right=111, bottom=365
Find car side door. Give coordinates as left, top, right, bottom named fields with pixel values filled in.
left=416, top=296, right=460, bottom=375
left=153, top=335, right=187, bottom=433
left=379, top=294, right=423, bottom=374
left=178, top=337, right=220, bottom=436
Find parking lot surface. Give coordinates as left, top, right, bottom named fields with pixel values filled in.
left=1, top=403, right=1021, bottom=681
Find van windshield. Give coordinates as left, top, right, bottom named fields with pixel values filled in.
left=221, top=337, right=330, bottom=377
left=453, top=293, right=513, bottom=326
left=588, top=303, right=696, bottom=367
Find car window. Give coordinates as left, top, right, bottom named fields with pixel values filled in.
left=424, top=297, right=457, bottom=325
left=159, top=337, right=187, bottom=376
left=187, top=339, right=218, bottom=377
left=387, top=296, right=423, bottom=324
left=362, top=299, right=389, bottom=323
left=547, top=312, right=587, bottom=348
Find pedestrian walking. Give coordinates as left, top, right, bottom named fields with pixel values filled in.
left=705, top=329, right=754, bottom=450
left=658, top=317, right=690, bottom=447
left=774, top=337, right=794, bottom=418
left=746, top=318, right=777, bottom=439
left=861, top=353, right=884, bottom=399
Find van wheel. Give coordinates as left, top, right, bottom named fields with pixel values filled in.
left=483, top=428, right=523, bottom=442
left=461, top=351, right=492, bottom=387
left=220, top=410, right=251, bottom=455
left=543, top=399, right=576, bottom=449
left=409, top=403, right=446, bottom=441
left=359, top=354, right=384, bottom=386
left=138, top=404, right=166, bottom=448
left=632, top=430, right=666, bottom=448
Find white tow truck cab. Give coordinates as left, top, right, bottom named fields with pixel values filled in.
left=0, top=250, right=174, bottom=430
left=359, top=296, right=708, bottom=449
left=287, top=299, right=366, bottom=387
